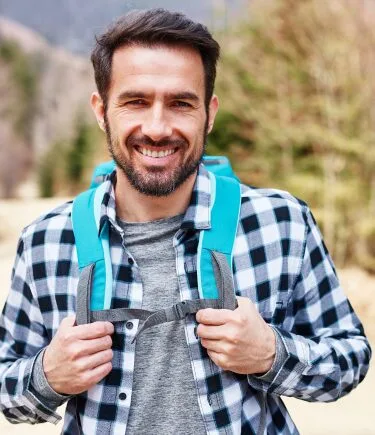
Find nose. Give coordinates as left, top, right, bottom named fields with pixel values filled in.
left=141, top=104, right=172, bottom=142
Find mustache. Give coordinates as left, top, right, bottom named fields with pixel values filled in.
left=127, top=134, right=187, bottom=149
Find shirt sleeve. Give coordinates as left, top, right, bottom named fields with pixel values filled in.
left=31, top=348, right=72, bottom=408
left=0, top=233, right=66, bottom=424
left=247, top=206, right=372, bottom=401
left=252, top=327, right=288, bottom=383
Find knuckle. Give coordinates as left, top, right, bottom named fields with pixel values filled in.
left=102, top=349, right=113, bottom=362
left=81, top=371, right=93, bottom=386
left=239, top=312, right=248, bottom=324
left=59, top=330, right=71, bottom=343
left=74, top=359, right=86, bottom=373
left=74, top=361, right=86, bottom=374
left=92, top=323, right=105, bottom=336
left=229, top=331, right=240, bottom=345
left=104, top=335, right=113, bottom=347
left=106, top=322, right=114, bottom=334
left=61, top=316, right=72, bottom=326
left=97, top=363, right=112, bottom=381
left=70, top=344, right=83, bottom=359
left=215, top=354, right=223, bottom=366
left=97, top=323, right=108, bottom=335
left=196, top=312, right=204, bottom=323
left=227, top=343, right=236, bottom=355
left=219, top=356, right=229, bottom=369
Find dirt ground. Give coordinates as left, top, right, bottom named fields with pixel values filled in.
left=0, top=198, right=374, bottom=435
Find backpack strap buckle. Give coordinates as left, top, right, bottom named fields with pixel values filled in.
left=173, top=301, right=190, bottom=320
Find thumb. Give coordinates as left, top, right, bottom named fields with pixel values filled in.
left=60, top=314, right=76, bottom=328
left=235, top=296, right=253, bottom=308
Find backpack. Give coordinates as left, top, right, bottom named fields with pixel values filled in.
left=71, top=156, right=241, bottom=340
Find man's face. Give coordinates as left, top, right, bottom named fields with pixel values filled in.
left=94, top=44, right=218, bottom=196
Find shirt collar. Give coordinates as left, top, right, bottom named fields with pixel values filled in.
left=97, top=163, right=213, bottom=236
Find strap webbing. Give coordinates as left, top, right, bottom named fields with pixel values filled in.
left=74, top=172, right=242, bottom=341
left=75, top=251, right=238, bottom=341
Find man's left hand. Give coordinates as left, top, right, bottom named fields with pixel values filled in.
left=196, top=296, right=276, bottom=375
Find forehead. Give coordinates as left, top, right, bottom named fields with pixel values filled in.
left=109, top=44, right=205, bottom=98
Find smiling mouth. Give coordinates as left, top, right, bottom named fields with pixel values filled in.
left=135, top=146, right=178, bottom=158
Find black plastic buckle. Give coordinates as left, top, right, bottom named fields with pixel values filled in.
left=173, top=301, right=190, bottom=319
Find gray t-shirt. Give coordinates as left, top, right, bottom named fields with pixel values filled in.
left=118, top=214, right=206, bottom=435
left=30, top=213, right=286, bottom=431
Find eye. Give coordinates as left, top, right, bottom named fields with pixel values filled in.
left=126, top=99, right=147, bottom=107
left=172, top=100, right=192, bottom=108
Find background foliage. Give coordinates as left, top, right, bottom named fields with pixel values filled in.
left=208, top=0, right=375, bottom=271
left=1, top=0, right=374, bottom=271
left=0, top=39, right=37, bottom=197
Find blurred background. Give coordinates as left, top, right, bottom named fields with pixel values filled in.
left=0, top=0, right=374, bottom=433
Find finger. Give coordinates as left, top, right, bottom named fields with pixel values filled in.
left=86, top=361, right=113, bottom=386
left=207, top=349, right=223, bottom=367
left=78, top=335, right=113, bottom=356
left=196, top=323, right=226, bottom=340
left=61, top=315, right=76, bottom=328
left=200, top=338, right=226, bottom=353
left=80, top=349, right=113, bottom=371
left=196, top=308, right=234, bottom=325
left=73, top=322, right=114, bottom=340
left=236, top=296, right=252, bottom=306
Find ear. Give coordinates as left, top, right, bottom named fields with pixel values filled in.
left=207, top=94, right=219, bottom=134
left=90, top=92, right=106, bottom=131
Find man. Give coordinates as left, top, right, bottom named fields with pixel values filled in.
left=0, top=8, right=371, bottom=435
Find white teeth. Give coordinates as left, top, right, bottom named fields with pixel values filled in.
left=139, top=148, right=176, bottom=158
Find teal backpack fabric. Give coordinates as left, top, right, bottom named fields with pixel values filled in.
left=71, top=157, right=241, bottom=337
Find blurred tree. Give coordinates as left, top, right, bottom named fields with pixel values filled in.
left=211, top=0, right=375, bottom=270
left=66, top=120, right=93, bottom=192
left=0, top=40, right=37, bottom=197
left=38, top=120, right=102, bottom=197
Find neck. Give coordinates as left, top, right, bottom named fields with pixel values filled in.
left=114, top=169, right=197, bottom=222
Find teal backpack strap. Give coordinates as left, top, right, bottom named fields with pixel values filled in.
left=132, top=173, right=241, bottom=339
left=197, top=172, right=241, bottom=303
left=72, top=182, right=113, bottom=314
left=73, top=172, right=242, bottom=341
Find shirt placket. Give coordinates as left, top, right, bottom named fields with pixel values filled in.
left=106, top=226, right=144, bottom=435
left=174, top=230, right=225, bottom=435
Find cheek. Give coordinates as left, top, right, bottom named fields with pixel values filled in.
left=110, top=111, right=138, bottom=136
left=182, top=120, right=206, bottom=143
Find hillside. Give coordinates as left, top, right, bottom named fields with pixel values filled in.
left=0, top=17, right=95, bottom=197
left=0, top=0, right=246, bottom=54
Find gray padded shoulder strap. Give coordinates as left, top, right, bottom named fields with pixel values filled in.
left=76, top=250, right=238, bottom=341
left=76, top=264, right=95, bottom=325
left=211, top=250, right=237, bottom=311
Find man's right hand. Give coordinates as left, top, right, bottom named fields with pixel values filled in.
left=43, top=315, right=114, bottom=395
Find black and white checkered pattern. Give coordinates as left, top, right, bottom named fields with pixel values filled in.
left=0, top=164, right=371, bottom=434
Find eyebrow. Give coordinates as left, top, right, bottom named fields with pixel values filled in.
left=117, top=90, right=200, bottom=103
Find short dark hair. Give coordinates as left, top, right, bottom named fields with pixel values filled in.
left=91, top=8, right=220, bottom=111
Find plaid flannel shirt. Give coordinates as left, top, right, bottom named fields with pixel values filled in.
left=0, top=164, right=371, bottom=434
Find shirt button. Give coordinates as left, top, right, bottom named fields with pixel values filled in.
left=128, top=257, right=134, bottom=265
left=119, top=392, right=127, bottom=400
left=126, top=321, right=133, bottom=330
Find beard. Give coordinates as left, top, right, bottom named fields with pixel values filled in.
left=104, top=115, right=208, bottom=197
